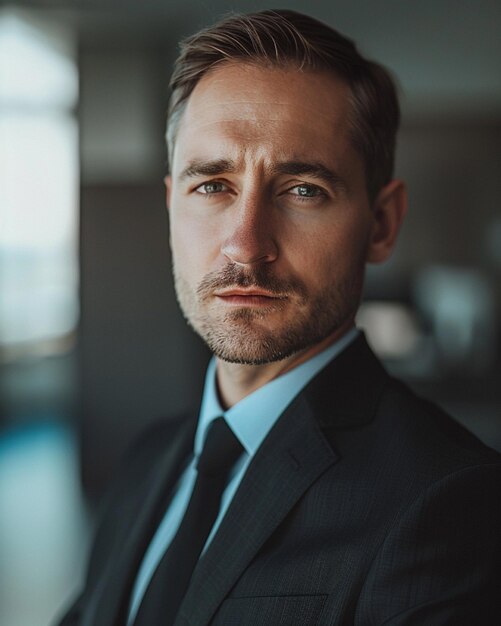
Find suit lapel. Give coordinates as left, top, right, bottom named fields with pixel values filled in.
left=86, top=417, right=196, bottom=626
left=175, top=392, right=337, bottom=626
left=175, top=334, right=388, bottom=626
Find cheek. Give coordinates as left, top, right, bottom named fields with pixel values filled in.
left=285, top=219, right=370, bottom=287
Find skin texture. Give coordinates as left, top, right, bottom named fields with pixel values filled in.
left=166, top=62, right=407, bottom=407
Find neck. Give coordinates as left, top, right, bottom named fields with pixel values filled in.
left=215, top=322, right=353, bottom=409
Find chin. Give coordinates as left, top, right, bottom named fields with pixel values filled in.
left=210, top=343, right=300, bottom=366
left=199, top=320, right=335, bottom=366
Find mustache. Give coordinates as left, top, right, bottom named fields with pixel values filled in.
left=196, top=264, right=307, bottom=300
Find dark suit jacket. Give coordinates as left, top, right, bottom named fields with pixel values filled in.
left=58, top=335, right=501, bottom=625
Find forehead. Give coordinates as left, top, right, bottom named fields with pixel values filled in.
left=172, top=62, right=357, bottom=172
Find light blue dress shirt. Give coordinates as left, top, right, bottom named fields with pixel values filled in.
left=127, top=327, right=359, bottom=624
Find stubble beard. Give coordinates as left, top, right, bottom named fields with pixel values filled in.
left=173, top=261, right=363, bottom=365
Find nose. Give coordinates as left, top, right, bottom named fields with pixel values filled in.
left=220, top=193, right=278, bottom=266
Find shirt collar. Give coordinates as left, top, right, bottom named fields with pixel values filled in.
left=195, top=327, right=359, bottom=458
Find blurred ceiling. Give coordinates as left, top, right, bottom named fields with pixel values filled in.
left=6, top=0, right=501, bottom=117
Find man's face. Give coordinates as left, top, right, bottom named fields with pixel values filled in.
left=167, top=62, right=379, bottom=365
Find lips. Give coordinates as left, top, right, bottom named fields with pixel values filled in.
left=214, top=289, right=282, bottom=298
left=214, top=288, right=287, bottom=306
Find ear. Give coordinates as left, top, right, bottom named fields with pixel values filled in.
left=164, top=175, right=172, bottom=211
left=366, top=179, right=407, bottom=264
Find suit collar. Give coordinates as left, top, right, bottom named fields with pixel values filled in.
left=302, top=332, right=389, bottom=430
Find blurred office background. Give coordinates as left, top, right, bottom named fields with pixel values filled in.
left=0, top=1, right=500, bottom=624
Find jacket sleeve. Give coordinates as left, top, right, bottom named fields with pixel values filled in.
left=356, top=462, right=501, bottom=625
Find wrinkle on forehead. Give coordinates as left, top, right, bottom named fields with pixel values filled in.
left=177, top=99, right=349, bottom=155
left=171, top=62, right=361, bottom=182
left=179, top=117, right=321, bottom=146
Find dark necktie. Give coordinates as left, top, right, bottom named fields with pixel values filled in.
left=133, top=417, right=244, bottom=626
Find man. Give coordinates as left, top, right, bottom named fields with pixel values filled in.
left=58, top=10, right=501, bottom=626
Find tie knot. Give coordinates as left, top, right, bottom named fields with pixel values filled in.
left=196, top=417, right=243, bottom=476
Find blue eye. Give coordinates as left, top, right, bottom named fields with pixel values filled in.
left=197, top=182, right=227, bottom=194
left=290, top=184, right=324, bottom=198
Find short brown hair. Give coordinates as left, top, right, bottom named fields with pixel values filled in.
left=167, top=9, right=400, bottom=202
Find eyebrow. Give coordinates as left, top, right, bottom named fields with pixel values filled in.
left=178, top=158, right=346, bottom=190
left=179, top=159, right=236, bottom=181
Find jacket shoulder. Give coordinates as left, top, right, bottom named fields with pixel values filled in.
left=378, top=377, right=501, bottom=472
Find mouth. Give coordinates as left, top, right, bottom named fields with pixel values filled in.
left=214, top=288, right=287, bottom=306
